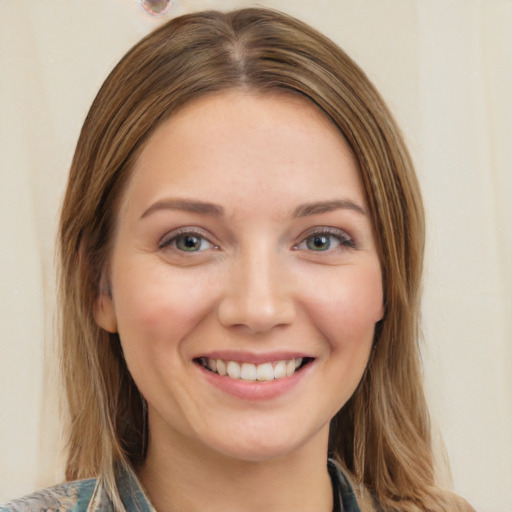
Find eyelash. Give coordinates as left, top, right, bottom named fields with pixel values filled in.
left=159, top=227, right=356, bottom=254
left=294, top=227, right=356, bottom=252
left=158, top=228, right=217, bottom=253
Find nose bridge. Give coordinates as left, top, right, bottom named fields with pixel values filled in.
left=217, top=240, right=295, bottom=333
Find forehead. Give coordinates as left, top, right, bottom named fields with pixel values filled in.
left=122, top=90, right=364, bottom=220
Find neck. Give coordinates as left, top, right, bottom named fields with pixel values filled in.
left=139, top=424, right=333, bottom=512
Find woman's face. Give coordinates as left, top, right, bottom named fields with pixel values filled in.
left=96, top=91, right=384, bottom=463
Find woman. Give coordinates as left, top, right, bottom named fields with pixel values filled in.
left=2, top=8, right=474, bottom=512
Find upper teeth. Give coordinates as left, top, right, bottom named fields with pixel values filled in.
left=199, top=357, right=303, bottom=381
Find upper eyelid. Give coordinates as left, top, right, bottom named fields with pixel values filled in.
left=299, top=226, right=353, bottom=240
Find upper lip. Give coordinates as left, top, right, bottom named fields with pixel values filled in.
left=194, top=350, right=313, bottom=365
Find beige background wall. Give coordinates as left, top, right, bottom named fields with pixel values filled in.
left=1, top=1, right=511, bottom=510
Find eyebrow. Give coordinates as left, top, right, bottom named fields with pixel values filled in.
left=140, top=197, right=366, bottom=220
left=140, top=199, right=224, bottom=219
left=293, top=199, right=366, bottom=217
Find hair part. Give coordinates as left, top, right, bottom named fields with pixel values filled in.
left=59, top=8, right=463, bottom=511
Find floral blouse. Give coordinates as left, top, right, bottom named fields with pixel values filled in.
left=1, top=459, right=361, bottom=511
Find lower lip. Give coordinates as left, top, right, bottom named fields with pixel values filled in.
left=197, top=362, right=313, bottom=401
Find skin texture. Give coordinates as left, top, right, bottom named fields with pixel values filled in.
left=96, top=91, right=384, bottom=512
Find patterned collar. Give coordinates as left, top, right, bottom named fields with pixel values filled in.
left=328, top=458, right=361, bottom=512
left=93, top=459, right=361, bottom=512
left=2, top=458, right=361, bottom=512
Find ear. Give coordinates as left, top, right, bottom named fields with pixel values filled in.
left=94, top=275, right=118, bottom=333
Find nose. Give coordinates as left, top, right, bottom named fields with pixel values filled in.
left=216, top=247, right=296, bottom=334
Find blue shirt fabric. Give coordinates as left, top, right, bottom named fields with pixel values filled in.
left=1, top=459, right=361, bottom=511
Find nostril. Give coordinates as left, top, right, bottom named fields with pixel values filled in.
left=216, top=295, right=296, bottom=334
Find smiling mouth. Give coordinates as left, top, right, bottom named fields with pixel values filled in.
left=195, top=357, right=313, bottom=382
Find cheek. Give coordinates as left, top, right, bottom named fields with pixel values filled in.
left=302, top=264, right=383, bottom=349
left=111, top=258, right=217, bottom=351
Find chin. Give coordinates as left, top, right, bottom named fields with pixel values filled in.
left=197, top=423, right=327, bottom=464
left=215, top=442, right=301, bottom=464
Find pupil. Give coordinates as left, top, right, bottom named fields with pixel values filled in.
left=180, top=235, right=200, bottom=251
left=308, top=235, right=330, bottom=251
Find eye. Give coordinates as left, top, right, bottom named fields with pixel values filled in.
left=295, top=228, right=356, bottom=252
left=159, top=230, right=216, bottom=253
left=305, top=234, right=336, bottom=251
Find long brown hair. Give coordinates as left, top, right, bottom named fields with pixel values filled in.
left=59, top=8, right=465, bottom=511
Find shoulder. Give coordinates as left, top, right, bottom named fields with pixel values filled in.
left=1, top=478, right=97, bottom=512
